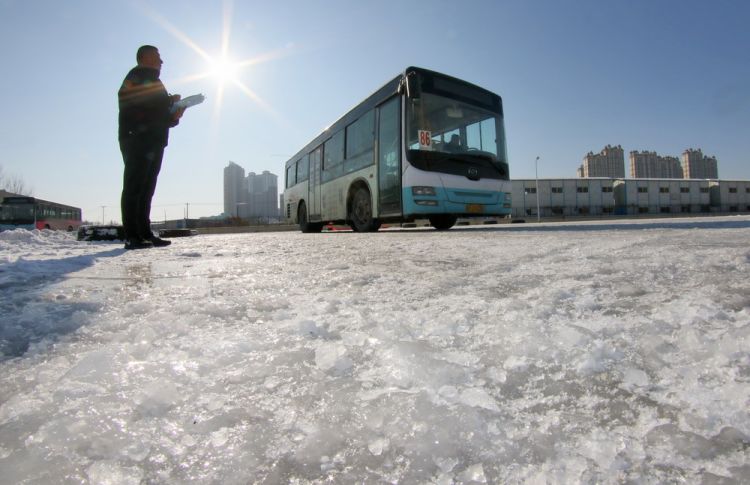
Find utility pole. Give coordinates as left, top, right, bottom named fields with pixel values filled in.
left=100, top=205, right=106, bottom=225
left=535, top=156, right=541, bottom=223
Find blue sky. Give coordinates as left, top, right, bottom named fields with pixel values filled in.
left=1, top=0, right=748, bottom=221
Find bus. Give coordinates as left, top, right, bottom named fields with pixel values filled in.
left=283, top=66, right=511, bottom=232
left=0, top=196, right=82, bottom=231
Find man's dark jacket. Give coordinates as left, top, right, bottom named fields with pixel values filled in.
left=118, top=66, right=177, bottom=147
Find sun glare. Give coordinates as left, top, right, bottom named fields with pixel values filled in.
left=209, top=56, right=240, bottom=84
left=137, top=1, right=291, bottom=124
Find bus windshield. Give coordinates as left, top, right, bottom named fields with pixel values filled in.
left=406, top=72, right=508, bottom=180
left=0, top=201, right=35, bottom=225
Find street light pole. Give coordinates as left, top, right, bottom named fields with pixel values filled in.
left=535, top=156, right=541, bottom=222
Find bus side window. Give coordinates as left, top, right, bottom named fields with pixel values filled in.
left=322, top=131, right=344, bottom=182
left=286, top=164, right=296, bottom=188
left=296, top=154, right=309, bottom=183
left=345, top=109, right=375, bottom=173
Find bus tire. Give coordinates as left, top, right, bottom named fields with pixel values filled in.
left=349, top=187, right=380, bottom=232
left=298, top=202, right=323, bottom=233
left=429, top=215, right=457, bottom=230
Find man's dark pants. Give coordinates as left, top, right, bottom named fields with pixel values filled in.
left=120, top=137, right=165, bottom=241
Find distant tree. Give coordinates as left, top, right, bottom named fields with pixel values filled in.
left=0, top=164, right=32, bottom=196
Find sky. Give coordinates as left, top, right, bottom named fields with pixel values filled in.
left=1, top=217, right=749, bottom=482
left=0, top=0, right=748, bottom=222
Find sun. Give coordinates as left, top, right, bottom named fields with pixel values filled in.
left=208, top=56, right=240, bottom=84
left=136, top=1, right=292, bottom=123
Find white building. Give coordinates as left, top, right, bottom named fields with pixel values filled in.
left=511, top=178, right=615, bottom=218
left=224, top=163, right=280, bottom=221
left=709, top=180, right=750, bottom=213
left=510, top=178, right=749, bottom=219
left=223, top=162, right=246, bottom=217
left=246, top=171, right=279, bottom=221
left=613, top=179, right=711, bottom=215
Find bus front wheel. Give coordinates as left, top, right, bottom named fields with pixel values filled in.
left=349, top=187, right=380, bottom=232
left=298, top=202, right=322, bottom=233
left=429, top=215, right=457, bottom=230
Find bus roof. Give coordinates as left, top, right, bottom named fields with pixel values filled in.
left=0, top=194, right=81, bottom=211
left=286, top=73, right=402, bottom=166
left=285, top=67, right=502, bottom=168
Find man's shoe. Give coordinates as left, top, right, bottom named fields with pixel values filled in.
left=149, top=236, right=172, bottom=247
left=124, top=239, right=153, bottom=250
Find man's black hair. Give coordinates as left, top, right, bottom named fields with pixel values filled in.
left=136, top=45, right=158, bottom=63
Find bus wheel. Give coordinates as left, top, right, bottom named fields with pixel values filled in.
left=429, top=215, right=457, bottom=230
left=44, top=224, right=51, bottom=230
left=298, top=202, right=322, bottom=233
left=349, top=187, right=380, bottom=232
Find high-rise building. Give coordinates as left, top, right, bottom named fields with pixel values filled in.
left=246, top=171, right=278, bottom=220
left=223, top=162, right=246, bottom=217
left=224, top=163, right=280, bottom=220
left=629, top=151, right=684, bottom=178
left=579, top=145, right=625, bottom=178
left=682, top=148, right=718, bottom=179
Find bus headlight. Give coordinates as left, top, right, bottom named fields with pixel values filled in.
left=412, top=186, right=436, bottom=196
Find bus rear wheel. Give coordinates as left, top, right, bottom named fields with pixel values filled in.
left=349, top=187, right=380, bottom=232
left=429, top=215, right=457, bottom=230
left=298, top=202, right=323, bottom=233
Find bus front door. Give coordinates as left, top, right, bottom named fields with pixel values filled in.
left=308, top=146, right=322, bottom=220
left=377, top=97, right=402, bottom=216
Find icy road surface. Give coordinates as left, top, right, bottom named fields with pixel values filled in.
left=1, top=217, right=749, bottom=484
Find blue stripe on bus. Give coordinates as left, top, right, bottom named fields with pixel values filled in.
left=402, top=186, right=512, bottom=216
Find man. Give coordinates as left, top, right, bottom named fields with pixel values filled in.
left=444, top=134, right=462, bottom=153
left=118, top=45, right=185, bottom=249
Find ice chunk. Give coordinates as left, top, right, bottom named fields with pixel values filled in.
left=136, top=379, right=181, bottom=417
left=367, top=437, right=389, bottom=456
left=210, top=427, right=230, bottom=447
left=621, top=367, right=650, bottom=390
left=86, top=461, right=143, bottom=485
left=434, top=456, right=459, bottom=473
left=299, top=319, right=332, bottom=339
left=459, top=388, right=500, bottom=412
left=314, top=343, right=352, bottom=375
left=456, top=463, right=487, bottom=483
left=576, top=342, right=624, bottom=376
left=63, top=349, right=116, bottom=384
left=503, top=355, right=529, bottom=371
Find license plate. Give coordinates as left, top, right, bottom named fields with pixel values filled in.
left=466, top=204, right=483, bottom=214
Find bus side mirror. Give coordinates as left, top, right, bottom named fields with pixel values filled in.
left=404, top=72, right=419, bottom=100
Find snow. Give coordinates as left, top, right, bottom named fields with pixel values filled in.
left=1, top=217, right=749, bottom=483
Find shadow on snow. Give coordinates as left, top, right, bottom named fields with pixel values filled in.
left=0, top=247, right=124, bottom=360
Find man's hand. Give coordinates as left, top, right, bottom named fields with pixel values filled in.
left=170, top=94, right=184, bottom=121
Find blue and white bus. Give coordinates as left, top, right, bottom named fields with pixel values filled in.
left=283, top=67, right=511, bottom=232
